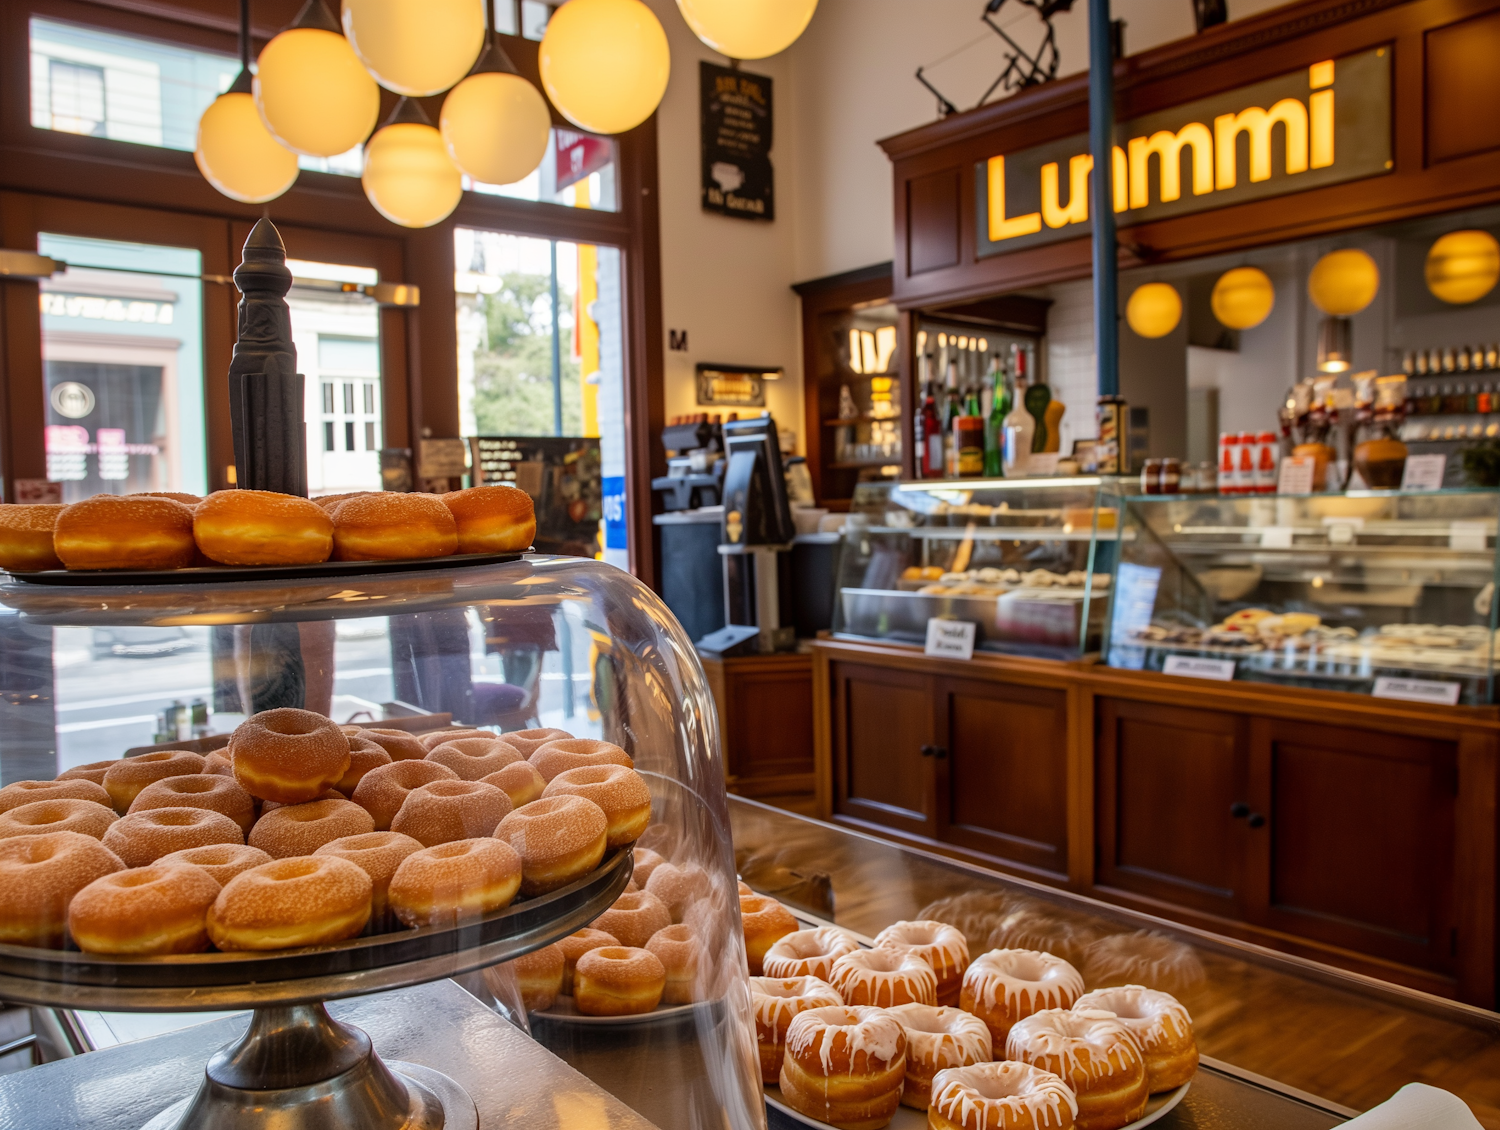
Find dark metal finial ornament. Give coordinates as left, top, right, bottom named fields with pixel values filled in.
left=915, top=0, right=1077, bottom=117
left=228, top=218, right=308, bottom=495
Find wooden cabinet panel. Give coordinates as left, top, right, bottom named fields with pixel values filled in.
left=1096, top=698, right=1249, bottom=919
left=940, top=678, right=1068, bottom=877
left=702, top=653, right=814, bottom=798
left=1426, top=10, right=1500, bottom=165
left=832, top=661, right=936, bottom=836
left=1250, top=719, right=1457, bottom=974
left=906, top=169, right=960, bottom=275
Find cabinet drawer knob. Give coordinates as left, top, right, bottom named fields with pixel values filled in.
left=1247, top=812, right=1267, bottom=829
left=1230, top=802, right=1250, bottom=819
left=920, top=744, right=934, bottom=757
left=919, top=744, right=947, bottom=760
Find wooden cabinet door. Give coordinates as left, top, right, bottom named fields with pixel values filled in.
left=1246, top=718, right=1458, bottom=976
left=937, top=676, right=1068, bottom=879
left=1095, top=698, right=1253, bottom=920
left=830, top=661, right=937, bottom=837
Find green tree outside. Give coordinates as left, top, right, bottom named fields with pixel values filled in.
left=470, top=270, right=582, bottom=437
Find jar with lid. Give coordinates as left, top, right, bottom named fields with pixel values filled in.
left=1160, top=457, right=1182, bottom=494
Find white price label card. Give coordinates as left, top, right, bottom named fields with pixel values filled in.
left=925, top=618, right=976, bottom=660
left=1276, top=456, right=1317, bottom=495
left=1162, top=655, right=1237, bottom=681
left=1260, top=526, right=1294, bottom=549
left=1401, top=453, right=1447, bottom=492
left=1450, top=521, right=1489, bottom=552
left=1373, top=676, right=1461, bottom=706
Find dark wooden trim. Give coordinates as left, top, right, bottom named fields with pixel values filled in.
left=791, top=261, right=894, bottom=297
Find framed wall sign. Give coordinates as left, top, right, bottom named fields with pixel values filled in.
left=701, top=61, right=774, bottom=221
left=695, top=363, right=781, bottom=407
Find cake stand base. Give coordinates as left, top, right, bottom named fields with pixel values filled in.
left=136, top=1004, right=478, bottom=1130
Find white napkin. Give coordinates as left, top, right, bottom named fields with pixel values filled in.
left=1340, top=1084, right=1483, bottom=1129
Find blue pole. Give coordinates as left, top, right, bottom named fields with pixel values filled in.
left=1088, top=0, right=1118, bottom=399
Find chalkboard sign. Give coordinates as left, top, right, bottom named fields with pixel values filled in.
left=700, top=61, right=774, bottom=221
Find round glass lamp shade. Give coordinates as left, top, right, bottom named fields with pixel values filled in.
left=1308, top=248, right=1379, bottom=316
left=440, top=72, right=552, bottom=185
left=1210, top=266, right=1275, bottom=330
left=254, top=27, right=381, bottom=157
left=676, top=0, right=818, bottom=59
left=362, top=121, right=463, bottom=228
left=539, top=0, right=670, bottom=135
left=1425, top=229, right=1500, bottom=305
left=195, top=92, right=299, bottom=204
left=1126, top=282, right=1183, bottom=339
left=342, top=0, right=486, bottom=98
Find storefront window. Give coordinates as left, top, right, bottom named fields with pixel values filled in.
left=38, top=233, right=207, bottom=500
left=467, top=130, right=618, bottom=212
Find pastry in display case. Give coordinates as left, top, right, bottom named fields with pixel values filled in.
left=1103, top=488, right=1500, bottom=703
left=832, top=479, right=1116, bottom=659
left=0, top=552, right=762, bottom=1130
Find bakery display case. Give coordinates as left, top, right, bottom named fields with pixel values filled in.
left=0, top=555, right=763, bottom=1130
left=831, top=478, right=1117, bottom=659
left=1103, top=488, right=1500, bottom=703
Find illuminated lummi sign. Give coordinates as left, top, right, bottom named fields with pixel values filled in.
left=976, top=48, right=1391, bottom=258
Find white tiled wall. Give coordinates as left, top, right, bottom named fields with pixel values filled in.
left=1045, top=278, right=1099, bottom=454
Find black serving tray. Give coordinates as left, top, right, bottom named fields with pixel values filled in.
left=8, top=550, right=530, bottom=586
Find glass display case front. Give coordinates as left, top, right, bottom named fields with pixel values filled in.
left=832, top=478, right=1117, bottom=659
left=1103, top=488, right=1500, bottom=703
left=0, top=556, right=762, bottom=1130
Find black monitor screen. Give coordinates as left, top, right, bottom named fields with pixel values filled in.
left=721, top=416, right=795, bottom=546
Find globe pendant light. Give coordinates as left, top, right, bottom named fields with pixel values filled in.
left=1210, top=266, right=1275, bottom=330
left=440, top=22, right=551, bottom=185
left=1307, top=248, right=1379, bottom=316
left=342, top=0, right=486, bottom=98
left=363, top=98, right=463, bottom=228
left=255, top=0, right=381, bottom=158
left=540, top=0, right=670, bottom=135
left=676, top=0, right=818, bottom=60
left=1126, top=282, right=1182, bottom=338
left=195, top=0, right=298, bottom=204
left=1425, top=229, right=1500, bottom=305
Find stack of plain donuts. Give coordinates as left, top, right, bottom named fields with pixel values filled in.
left=0, top=714, right=648, bottom=958
left=0, top=483, right=536, bottom=573
left=746, top=911, right=1199, bottom=1130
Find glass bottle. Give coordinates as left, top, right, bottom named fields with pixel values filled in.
left=985, top=353, right=1010, bottom=476
left=1002, top=367, right=1035, bottom=476
left=918, top=367, right=944, bottom=479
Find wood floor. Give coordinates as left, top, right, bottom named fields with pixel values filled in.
left=729, top=800, right=1500, bottom=1126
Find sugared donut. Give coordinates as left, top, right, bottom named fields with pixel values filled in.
left=56, top=760, right=116, bottom=786
left=592, top=889, right=671, bottom=948
left=485, top=942, right=565, bottom=1010
left=230, top=709, right=350, bottom=804
left=876, top=920, right=971, bottom=1007
left=333, top=737, right=393, bottom=796
left=738, top=879, right=753, bottom=896
left=391, top=779, right=512, bottom=846
left=1074, top=985, right=1197, bottom=1093
left=160, top=843, right=272, bottom=886
left=885, top=1003, right=992, bottom=1110
left=647, top=922, right=701, bottom=1005
left=829, top=946, right=938, bottom=1008
left=961, top=949, right=1085, bottom=1045
left=203, top=752, right=236, bottom=779
left=740, top=894, right=799, bottom=976
left=0, top=778, right=113, bottom=814
left=103, top=807, right=243, bottom=868
left=261, top=788, right=344, bottom=812
left=102, top=752, right=206, bottom=813
left=426, top=736, right=521, bottom=781
left=193, top=490, right=333, bottom=565
left=387, top=837, right=523, bottom=928
left=314, top=830, right=423, bottom=919
left=1006, top=1009, right=1148, bottom=1130
left=929, top=1061, right=1077, bottom=1130
left=558, top=928, right=619, bottom=995
left=133, top=491, right=202, bottom=506
left=574, top=945, right=665, bottom=1016
left=778, top=1005, right=907, bottom=1129
left=542, top=764, right=651, bottom=848
left=493, top=794, right=607, bottom=895
left=0, top=799, right=116, bottom=841
left=1081, top=930, right=1207, bottom=1000
left=249, top=797, right=375, bottom=858
left=419, top=728, right=492, bottom=751
left=643, top=862, right=712, bottom=923
left=480, top=761, right=546, bottom=808
left=128, top=773, right=255, bottom=833
left=440, top=484, right=536, bottom=553
left=0, top=504, right=63, bottom=572
left=352, top=759, right=459, bottom=831
left=357, top=728, right=428, bottom=761
left=497, top=727, right=571, bottom=757
left=0, top=832, right=122, bottom=947
left=208, top=855, right=372, bottom=950
left=54, top=494, right=196, bottom=570
left=68, top=861, right=222, bottom=955
left=332, top=492, right=457, bottom=561
left=632, top=846, right=666, bottom=887
left=529, top=738, right=633, bottom=783
left=312, top=491, right=372, bottom=512
left=763, top=926, right=861, bottom=982
left=749, top=975, right=843, bottom=1083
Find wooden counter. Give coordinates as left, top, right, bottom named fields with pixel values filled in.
left=810, top=635, right=1500, bottom=1006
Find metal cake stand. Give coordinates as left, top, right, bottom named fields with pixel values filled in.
left=0, top=847, right=633, bottom=1130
